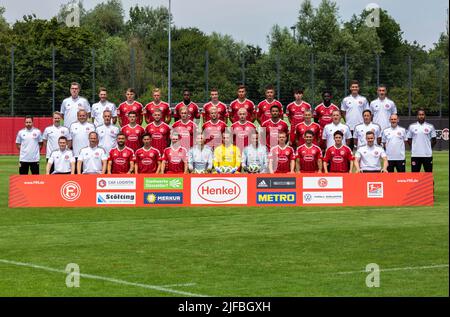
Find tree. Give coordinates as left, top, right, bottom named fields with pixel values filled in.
left=81, top=0, right=124, bottom=36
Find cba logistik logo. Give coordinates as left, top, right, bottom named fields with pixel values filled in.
left=144, top=193, right=183, bottom=205
left=257, top=192, right=297, bottom=204
left=144, top=178, right=183, bottom=190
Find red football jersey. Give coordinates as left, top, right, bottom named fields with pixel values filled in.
left=229, top=99, right=255, bottom=123
left=313, top=103, right=339, bottom=129
left=323, top=144, right=354, bottom=173
left=135, top=147, right=161, bottom=173
left=121, top=124, right=145, bottom=152
left=161, top=146, right=188, bottom=174
left=202, top=102, right=228, bottom=123
left=293, top=121, right=322, bottom=147
left=286, top=101, right=312, bottom=130
left=145, top=121, right=171, bottom=154
left=108, top=146, right=135, bottom=174
left=257, top=99, right=283, bottom=124
left=173, top=102, right=200, bottom=121
left=172, top=120, right=198, bottom=149
left=202, top=120, right=227, bottom=151
left=143, top=101, right=171, bottom=124
left=231, top=121, right=257, bottom=151
left=261, top=119, right=289, bottom=149
left=296, top=144, right=322, bottom=173
left=117, top=101, right=144, bottom=126
left=269, top=145, right=295, bottom=173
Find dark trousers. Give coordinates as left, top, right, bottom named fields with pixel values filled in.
left=387, top=160, right=406, bottom=173
left=411, top=157, right=433, bottom=172
left=361, top=170, right=381, bottom=173
left=19, top=162, right=39, bottom=175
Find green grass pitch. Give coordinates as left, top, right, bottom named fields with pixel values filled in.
left=0, top=152, right=448, bottom=296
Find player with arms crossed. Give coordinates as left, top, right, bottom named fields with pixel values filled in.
left=60, top=82, right=91, bottom=129
left=242, top=132, right=268, bottom=174
left=16, top=116, right=43, bottom=175
left=173, top=89, right=200, bottom=122
left=77, top=132, right=108, bottom=174
left=354, top=131, right=388, bottom=173
left=202, top=88, right=228, bottom=123
left=381, top=114, right=408, bottom=173
left=296, top=130, right=323, bottom=173
left=160, top=132, right=189, bottom=174
left=188, top=134, right=214, bottom=174
left=107, top=133, right=135, bottom=174
left=117, top=88, right=143, bottom=126
left=256, top=85, right=283, bottom=125
left=46, top=136, right=75, bottom=175
left=323, top=131, right=354, bottom=173
left=229, top=85, right=255, bottom=123
left=134, top=134, right=161, bottom=174
left=91, top=87, right=117, bottom=127
left=143, top=88, right=171, bottom=125
left=268, top=132, right=295, bottom=174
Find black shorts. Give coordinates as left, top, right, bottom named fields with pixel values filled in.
left=19, top=161, right=39, bottom=175
left=361, top=170, right=381, bottom=173
left=387, top=160, right=406, bottom=173
left=411, top=157, right=433, bottom=172
left=53, top=172, right=71, bottom=175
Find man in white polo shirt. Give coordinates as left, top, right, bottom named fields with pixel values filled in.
left=91, top=87, right=117, bottom=127
left=96, top=110, right=120, bottom=156
left=322, top=110, right=352, bottom=149
left=354, top=131, right=388, bottom=173
left=381, top=114, right=408, bottom=172
left=46, top=136, right=75, bottom=174
left=69, top=109, right=96, bottom=159
left=15, top=116, right=43, bottom=175
left=60, top=82, right=91, bottom=129
left=77, top=132, right=108, bottom=174
left=43, top=111, right=71, bottom=173
left=407, top=108, right=436, bottom=172
left=369, top=85, right=397, bottom=131
left=353, top=109, right=382, bottom=148
left=341, top=80, right=369, bottom=148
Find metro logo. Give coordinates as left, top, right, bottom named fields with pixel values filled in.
left=257, top=192, right=296, bottom=204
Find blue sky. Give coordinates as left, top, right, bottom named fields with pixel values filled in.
left=1, top=0, right=448, bottom=51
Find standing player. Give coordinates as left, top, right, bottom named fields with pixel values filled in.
left=231, top=108, right=257, bottom=151
left=43, top=112, right=71, bottom=171
left=286, top=89, right=312, bottom=140
left=188, top=134, right=214, bottom=173
left=145, top=108, right=171, bottom=154
left=353, top=110, right=382, bottom=148
left=16, top=116, right=43, bottom=175
left=96, top=110, right=120, bottom=156
left=261, top=105, right=289, bottom=149
left=322, top=110, right=352, bottom=149
left=69, top=109, right=96, bottom=159
left=407, top=108, right=436, bottom=172
left=121, top=111, right=145, bottom=152
left=202, top=106, right=227, bottom=151
left=172, top=106, right=198, bottom=149
left=77, top=132, right=108, bottom=174
left=296, top=130, right=323, bottom=173
left=213, top=132, right=242, bottom=173
left=229, top=85, right=255, bottom=123
left=292, top=110, right=321, bottom=148
left=107, top=133, right=135, bottom=174
left=143, top=88, right=171, bottom=125
left=46, top=136, right=75, bottom=175
left=60, top=82, right=91, bottom=129
left=134, top=134, right=161, bottom=174
left=268, top=132, right=295, bottom=174
left=242, top=132, right=268, bottom=173
left=160, top=133, right=189, bottom=174
left=256, top=85, right=283, bottom=124
left=202, top=88, right=228, bottom=123
left=117, top=88, right=143, bottom=126
left=173, top=89, right=200, bottom=122
left=341, top=80, right=369, bottom=148
left=323, top=131, right=354, bottom=173
left=354, top=131, right=388, bottom=173
left=381, top=114, right=408, bottom=173
left=369, top=85, right=397, bottom=131
left=91, top=87, right=117, bottom=127
left=314, top=90, right=340, bottom=129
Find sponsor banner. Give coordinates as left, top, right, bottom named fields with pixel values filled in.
left=256, top=177, right=296, bottom=189
left=257, top=192, right=296, bottom=204
left=191, top=177, right=247, bottom=205
left=303, top=191, right=344, bottom=204
left=96, top=177, right=136, bottom=190
left=367, top=182, right=383, bottom=198
left=96, top=192, right=136, bottom=205
left=144, top=192, right=183, bottom=205
left=144, top=177, right=183, bottom=190
left=302, top=177, right=343, bottom=189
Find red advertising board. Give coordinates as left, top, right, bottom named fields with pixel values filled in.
left=9, top=173, right=434, bottom=208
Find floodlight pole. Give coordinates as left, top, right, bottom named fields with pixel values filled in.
left=168, top=0, right=172, bottom=110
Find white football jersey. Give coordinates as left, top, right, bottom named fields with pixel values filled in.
left=355, top=145, right=387, bottom=171
left=381, top=125, right=407, bottom=160
left=48, top=149, right=75, bottom=174
left=91, top=101, right=117, bottom=127
left=60, top=96, right=91, bottom=129
left=78, top=146, right=108, bottom=174
left=70, top=121, right=96, bottom=157
left=407, top=122, right=436, bottom=157
left=340, top=95, right=369, bottom=130
left=322, top=122, right=352, bottom=149
left=353, top=122, right=382, bottom=148
left=15, top=128, right=42, bottom=162
left=369, top=98, right=397, bottom=131
left=96, top=124, right=120, bottom=157
left=42, top=125, right=71, bottom=158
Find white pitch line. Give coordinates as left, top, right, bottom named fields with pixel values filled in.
left=337, top=264, right=449, bottom=275
left=0, top=259, right=208, bottom=297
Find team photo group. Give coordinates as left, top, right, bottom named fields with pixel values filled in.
left=16, top=80, right=437, bottom=176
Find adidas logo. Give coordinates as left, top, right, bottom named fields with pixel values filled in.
left=258, top=180, right=268, bottom=188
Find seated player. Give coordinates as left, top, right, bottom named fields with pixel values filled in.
left=121, top=111, right=145, bottom=152
left=213, top=131, right=241, bottom=174
left=241, top=132, right=268, bottom=173
left=77, top=132, right=108, bottom=174
left=323, top=131, right=354, bottom=173
left=46, top=136, right=75, bottom=174
left=268, top=132, right=295, bottom=174
left=160, top=132, right=189, bottom=174
left=134, top=134, right=161, bottom=174
left=107, top=133, right=135, bottom=174
left=296, top=130, right=323, bottom=173
left=188, top=134, right=214, bottom=174
left=354, top=131, right=388, bottom=173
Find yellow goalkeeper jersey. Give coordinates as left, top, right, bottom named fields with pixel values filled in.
left=213, top=144, right=241, bottom=168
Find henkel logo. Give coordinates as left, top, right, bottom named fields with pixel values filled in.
left=60, top=181, right=81, bottom=202
left=191, top=178, right=247, bottom=204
